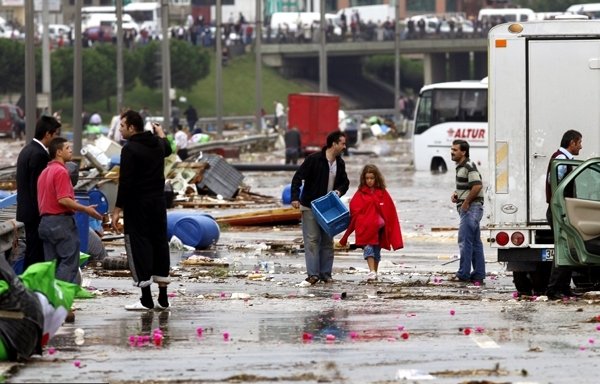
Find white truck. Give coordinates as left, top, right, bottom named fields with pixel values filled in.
left=487, top=19, right=600, bottom=293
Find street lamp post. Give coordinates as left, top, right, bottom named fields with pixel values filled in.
left=255, top=0, right=263, bottom=133
left=24, top=0, right=35, bottom=142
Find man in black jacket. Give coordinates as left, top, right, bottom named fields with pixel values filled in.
left=16, top=115, right=61, bottom=269
left=111, top=110, right=172, bottom=311
left=291, top=131, right=349, bottom=286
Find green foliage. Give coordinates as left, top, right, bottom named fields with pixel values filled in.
left=92, top=44, right=140, bottom=91
left=0, top=39, right=25, bottom=95
left=137, top=40, right=210, bottom=90
left=170, top=40, right=210, bottom=90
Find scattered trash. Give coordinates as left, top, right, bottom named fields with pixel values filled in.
left=230, top=292, right=251, bottom=300
left=73, top=360, right=81, bottom=368
left=196, top=327, right=204, bottom=336
left=449, top=309, right=455, bottom=316
left=302, top=332, right=313, bottom=341
left=463, top=328, right=472, bottom=335
left=325, top=334, right=336, bottom=342
left=400, top=332, right=409, bottom=340
left=47, top=347, right=56, bottom=355
left=223, top=332, right=230, bottom=341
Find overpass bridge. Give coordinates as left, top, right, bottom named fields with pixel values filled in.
left=260, top=37, right=488, bottom=85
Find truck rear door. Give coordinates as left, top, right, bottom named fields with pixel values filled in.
left=528, top=39, right=600, bottom=223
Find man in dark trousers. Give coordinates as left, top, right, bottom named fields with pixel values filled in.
left=291, top=131, right=349, bottom=287
left=111, top=110, right=172, bottom=311
left=284, top=126, right=301, bottom=165
left=16, top=115, right=61, bottom=269
left=183, top=105, right=198, bottom=131
left=545, top=130, right=583, bottom=300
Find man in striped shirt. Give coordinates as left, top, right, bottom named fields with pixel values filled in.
left=450, top=139, right=485, bottom=284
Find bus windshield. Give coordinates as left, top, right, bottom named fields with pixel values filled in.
left=414, top=88, right=487, bottom=135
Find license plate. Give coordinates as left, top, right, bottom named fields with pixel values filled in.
left=541, top=248, right=555, bottom=261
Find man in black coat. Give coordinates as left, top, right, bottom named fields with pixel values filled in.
left=16, top=116, right=61, bottom=269
left=111, top=110, right=172, bottom=311
left=291, top=131, right=349, bottom=286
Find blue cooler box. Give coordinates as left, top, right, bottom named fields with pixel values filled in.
left=310, top=191, right=350, bottom=237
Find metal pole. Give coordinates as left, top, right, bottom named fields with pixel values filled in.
left=42, top=0, right=51, bottom=114
left=24, top=0, right=36, bottom=142
left=255, top=0, right=262, bottom=133
left=318, top=0, right=327, bottom=93
left=216, top=0, right=223, bottom=137
left=73, top=0, right=83, bottom=154
left=394, top=0, right=401, bottom=123
left=116, top=0, right=124, bottom=113
left=161, top=0, right=171, bottom=130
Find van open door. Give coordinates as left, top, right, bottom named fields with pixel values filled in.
left=550, top=158, right=600, bottom=266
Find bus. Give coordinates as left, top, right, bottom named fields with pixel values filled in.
left=412, top=78, right=488, bottom=173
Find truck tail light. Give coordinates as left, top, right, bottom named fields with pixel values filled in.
left=496, top=232, right=509, bottom=246
left=511, top=232, right=525, bottom=246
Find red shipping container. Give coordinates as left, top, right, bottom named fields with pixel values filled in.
left=287, top=93, right=340, bottom=151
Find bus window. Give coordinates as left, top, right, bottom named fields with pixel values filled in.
left=414, top=90, right=432, bottom=135
left=432, top=90, right=460, bottom=124
left=460, top=90, right=487, bottom=122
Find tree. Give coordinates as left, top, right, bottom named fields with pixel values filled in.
left=137, top=40, right=210, bottom=90
left=52, top=46, right=112, bottom=103
left=0, top=39, right=25, bottom=96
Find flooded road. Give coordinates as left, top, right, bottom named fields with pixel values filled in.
left=6, top=138, right=600, bottom=383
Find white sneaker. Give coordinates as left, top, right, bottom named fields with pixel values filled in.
left=296, top=280, right=313, bottom=288
left=154, top=302, right=169, bottom=311
left=125, top=301, right=153, bottom=311
left=366, top=271, right=378, bottom=281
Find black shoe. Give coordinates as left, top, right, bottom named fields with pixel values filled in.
left=563, top=289, right=582, bottom=298
left=546, top=290, right=567, bottom=300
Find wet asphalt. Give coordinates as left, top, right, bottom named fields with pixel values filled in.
left=6, top=138, right=600, bottom=384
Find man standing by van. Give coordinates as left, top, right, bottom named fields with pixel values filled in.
left=545, top=130, right=582, bottom=300
left=450, top=139, right=485, bottom=285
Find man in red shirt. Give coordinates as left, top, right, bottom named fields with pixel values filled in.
left=37, top=137, right=102, bottom=283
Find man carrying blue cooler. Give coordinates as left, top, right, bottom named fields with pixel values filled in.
left=291, top=131, right=349, bottom=287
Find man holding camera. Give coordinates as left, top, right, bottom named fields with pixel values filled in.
left=111, top=110, right=172, bottom=311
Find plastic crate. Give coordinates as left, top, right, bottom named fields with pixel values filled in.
left=310, top=191, right=350, bottom=237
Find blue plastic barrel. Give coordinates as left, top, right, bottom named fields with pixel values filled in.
left=74, top=192, right=89, bottom=253
left=88, top=189, right=109, bottom=215
left=167, top=211, right=216, bottom=239
left=172, top=215, right=220, bottom=249
left=281, top=184, right=303, bottom=205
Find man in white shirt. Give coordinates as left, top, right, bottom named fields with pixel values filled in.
left=174, top=124, right=189, bottom=160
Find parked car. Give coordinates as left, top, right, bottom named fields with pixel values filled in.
left=0, top=104, right=24, bottom=137
left=83, top=25, right=114, bottom=45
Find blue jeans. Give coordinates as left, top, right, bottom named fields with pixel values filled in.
left=301, top=209, right=334, bottom=280
left=456, top=203, right=485, bottom=281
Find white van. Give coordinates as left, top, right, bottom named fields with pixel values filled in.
left=566, top=3, right=600, bottom=19
left=478, top=8, right=535, bottom=23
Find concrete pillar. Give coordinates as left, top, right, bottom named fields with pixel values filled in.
left=423, top=53, right=446, bottom=85
left=473, top=51, right=488, bottom=80
left=448, top=52, right=470, bottom=81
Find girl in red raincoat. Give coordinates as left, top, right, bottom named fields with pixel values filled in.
left=339, top=164, right=403, bottom=281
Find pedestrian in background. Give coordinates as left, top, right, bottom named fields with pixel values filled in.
left=339, top=164, right=403, bottom=281
left=274, top=101, right=286, bottom=131
left=284, top=126, right=301, bottom=165
left=291, top=131, right=349, bottom=287
left=545, top=130, right=582, bottom=300
left=184, top=104, right=198, bottom=131
left=16, top=115, right=61, bottom=269
left=174, top=124, right=189, bottom=160
left=37, top=137, right=102, bottom=283
left=111, top=110, right=172, bottom=311
left=450, top=139, right=485, bottom=285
